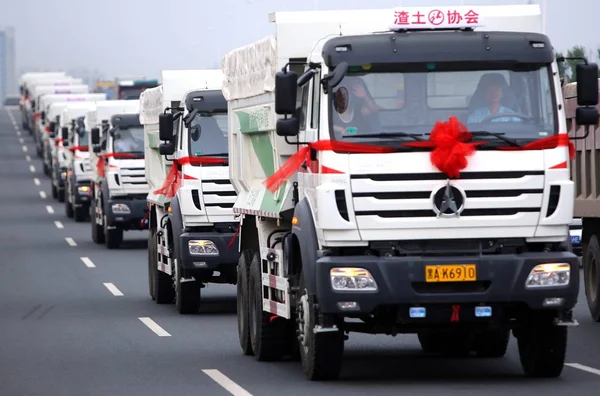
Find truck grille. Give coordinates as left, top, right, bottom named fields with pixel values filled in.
left=120, top=167, right=148, bottom=187
left=201, top=178, right=237, bottom=210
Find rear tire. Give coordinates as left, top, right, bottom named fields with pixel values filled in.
left=583, top=235, right=600, bottom=322
left=248, top=253, right=286, bottom=362
left=237, top=250, right=254, bottom=356
left=518, top=321, right=567, bottom=378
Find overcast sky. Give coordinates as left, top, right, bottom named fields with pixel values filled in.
left=0, top=0, right=595, bottom=79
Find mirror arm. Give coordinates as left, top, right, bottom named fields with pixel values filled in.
left=570, top=125, right=591, bottom=140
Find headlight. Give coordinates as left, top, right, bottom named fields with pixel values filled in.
left=60, top=171, right=67, bottom=180
left=525, top=263, right=570, bottom=288
left=330, top=267, right=378, bottom=291
left=78, top=185, right=91, bottom=195
left=111, top=203, right=130, bottom=214
left=188, top=240, right=219, bottom=256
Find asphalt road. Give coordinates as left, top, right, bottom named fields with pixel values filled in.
left=1, top=108, right=600, bottom=396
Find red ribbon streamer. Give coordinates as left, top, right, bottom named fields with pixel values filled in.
left=450, top=305, right=460, bottom=322
left=69, top=146, right=88, bottom=152
left=263, top=141, right=395, bottom=193
left=54, top=138, right=63, bottom=147
left=96, top=153, right=144, bottom=178
left=153, top=156, right=229, bottom=198
left=226, top=223, right=241, bottom=250
left=262, top=116, right=575, bottom=190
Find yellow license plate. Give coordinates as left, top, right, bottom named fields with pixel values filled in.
left=425, top=264, right=476, bottom=282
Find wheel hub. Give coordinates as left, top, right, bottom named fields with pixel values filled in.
left=297, top=294, right=310, bottom=353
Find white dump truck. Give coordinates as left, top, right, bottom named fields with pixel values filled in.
left=223, top=5, right=595, bottom=380
left=25, top=77, right=84, bottom=135
left=18, top=72, right=66, bottom=129
left=31, top=84, right=89, bottom=158
left=563, top=78, right=600, bottom=321
left=88, top=100, right=148, bottom=248
left=140, top=69, right=239, bottom=314
left=51, top=102, right=101, bottom=202
left=39, top=92, right=104, bottom=175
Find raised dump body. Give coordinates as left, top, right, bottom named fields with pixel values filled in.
left=223, top=4, right=596, bottom=380
left=140, top=69, right=239, bottom=314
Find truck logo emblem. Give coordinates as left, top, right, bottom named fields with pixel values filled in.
left=432, top=181, right=465, bottom=218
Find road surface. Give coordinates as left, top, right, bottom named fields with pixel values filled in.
left=1, top=109, right=599, bottom=396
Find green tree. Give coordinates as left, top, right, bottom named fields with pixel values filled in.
left=566, top=45, right=587, bottom=82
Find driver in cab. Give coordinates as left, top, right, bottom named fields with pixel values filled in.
left=467, top=73, right=521, bottom=123
left=332, top=77, right=381, bottom=136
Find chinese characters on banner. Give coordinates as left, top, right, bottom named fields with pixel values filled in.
left=391, top=8, right=483, bottom=29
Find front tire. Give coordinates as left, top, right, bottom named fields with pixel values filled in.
left=74, top=205, right=87, bottom=222
left=91, top=198, right=105, bottom=244
left=152, top=230, right=175, bottom=304
left=517, top=320, right=567, bottom=378
left=583, top=235, right=600, bottom=322
left=297, top=273, right=345, bottom=381
left=175, top=263, right=201, bottom=314
left=148, top=229, right=156, bottom=301
left=104, top=215, right=123, bottom=249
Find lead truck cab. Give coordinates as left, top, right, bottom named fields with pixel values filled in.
left=224, top=5, right=599, bottom=380
left=140, top=69, right=239, bottom=314
left=88, top=100, right=149, bottom=249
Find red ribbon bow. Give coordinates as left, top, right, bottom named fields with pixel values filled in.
left=153, top=156, right=229, bottom=198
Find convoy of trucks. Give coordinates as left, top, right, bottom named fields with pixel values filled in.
left=14, top=2, right=600, bottom=383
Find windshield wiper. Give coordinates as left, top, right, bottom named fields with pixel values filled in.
left=468, top=131, right=521, bottom=147
left=195, top=152, right=228, bottom=157
left=342, top=132, right=424, bottom=141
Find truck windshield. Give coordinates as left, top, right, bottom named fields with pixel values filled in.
left=188, top=113, right=228, bottom=157
left=329, top=63, right=557, bottom=146
left=76, top=126, right=88, bottom=147
left=112, top=126, right=144, bottom=154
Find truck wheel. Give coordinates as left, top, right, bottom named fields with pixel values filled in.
left=297, top=274, right=345, bottom=381
left=248, top=253, right=286, bottom=362
left=74, top=206, right=87, bottom=223
left=104, top=215, right=123, bottom=249
left=418, top=332, right=442, bottom=353
left=65, top=197, right=74, bottom=218
left=51, top=184, right=57, bottom=199
left=152, top=231, right=175, bottom=304
left=43, top=163, right=49, bottom=176
left=57, top=189, right=64, bottom=203
left=148, top=229, right=156, bottom=301
left=237, top=250, right=254, bottom=356
left=175, top=264, right=201, bottom=314
left=91, top=200, right=105, bottom=244
left=583, top=235, right=600, bottom=322
left=473, top=329, right=510, bottom=358
left=517, top=321, right=567, bottom=377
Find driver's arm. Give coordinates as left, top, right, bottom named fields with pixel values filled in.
left=467, top=108, right=484, bottom=123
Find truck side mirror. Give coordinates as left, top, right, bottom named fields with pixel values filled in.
left=159, top=113, right=173, bottom=141
left=48, top=121, right=56, bottom=137
left=91, top=127, right=100, bottom=145
left=275, top=71, right=298, bottom=115
left=576, top=63, right=599, bottom=106
left=61, top=126, right=68, bottom=141
left=40, top=111, right=46, bottom=123
left=276, top=118, right=300, bottom=137
left=159, top=142, right=175, bottom=155
left=576, top=107, right=599, bottom=126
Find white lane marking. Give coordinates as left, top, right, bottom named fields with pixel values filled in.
left=80, top=257, right=95, bottom=268
left=22, top=145, right=27, bottom=152
left=139, top=317, right=171, bottom=337
left=54, top=221, right=64, bottom=229
left=202, top=370, right=253, bottom=396
left=19, top=137, right=24, bottom=143
left=103, top=283, right=124, bottom=296
left=65, top=237, right=77, bottom=247
left=29, top=164, right=35, bottom=173
left=45, top=205, right=54, bottom=214
left=25, top=155, right=31, bottom=162
left=39, top=191, right=47, bottom=199
left=566, top=363, right=600, bottom=376
left=34, top=178, right=40, bottom=186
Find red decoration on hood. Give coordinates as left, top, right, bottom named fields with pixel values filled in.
left=402, top=116, right=485, bottom=178
left=96, top=153, right=144, bottom=178
left=153, top=156, right=229, bottom=198
left=497, top=134, right=575, bottom=159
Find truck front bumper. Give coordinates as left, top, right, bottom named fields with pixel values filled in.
left=178, top=230, right=239, bottom=271
left=315, top=252, right=580, bottom=318
left=106, top=197, right=148, bottom=230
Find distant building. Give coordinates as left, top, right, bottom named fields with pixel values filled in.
left=0, top=26, right=16, bottom=107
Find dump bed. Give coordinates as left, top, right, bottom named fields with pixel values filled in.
left=564, top=79, right=600, bottom=218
